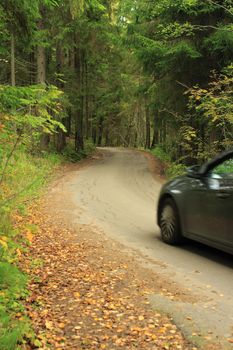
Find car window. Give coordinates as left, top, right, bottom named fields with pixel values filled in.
left=208, top=158, right=233, bottom=190
left=212, top=159, right=233, bottom=178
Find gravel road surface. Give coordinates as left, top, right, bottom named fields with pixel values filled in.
left=64, top=147, right=233, bottom=349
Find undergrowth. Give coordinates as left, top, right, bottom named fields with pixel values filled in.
left=150, top=146, right=186, bottom=178
left=0, top=150, right=63, bottom=349
left=0, top=143, right=93, bottom=349
left=62, top=139, right=95, bottom=162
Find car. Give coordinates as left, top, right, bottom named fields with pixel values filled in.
left=157, top=148, right=233, bottom=255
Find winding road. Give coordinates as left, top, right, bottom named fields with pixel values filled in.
left=65, top=148, right=233, bottom=349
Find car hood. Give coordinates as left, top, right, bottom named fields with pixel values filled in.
left=160, top=175, right=190, bottom=194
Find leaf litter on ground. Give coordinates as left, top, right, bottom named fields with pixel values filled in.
left=9, top=156, right=229, bottom=350
left=16, top=201, right=196, bottom=350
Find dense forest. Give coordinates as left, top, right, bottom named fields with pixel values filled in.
left=0, top=1, right=232, bottom=348
left=0, top=0, right=232, bottom=165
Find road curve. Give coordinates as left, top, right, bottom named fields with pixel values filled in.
left=66, top=147, right=233, bottom=348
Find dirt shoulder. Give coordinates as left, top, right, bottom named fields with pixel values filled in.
left=18, top=155, right=197, bottom=350
left=138, top=149, right=167, bottom=182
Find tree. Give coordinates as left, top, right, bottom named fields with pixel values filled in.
left=119, top=0, right=233, bottom=161
left=0, top=0, right=40, bottom=85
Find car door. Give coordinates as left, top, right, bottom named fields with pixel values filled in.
left=202, top=158, right=233, bottom=247
left=184, top=177, right=209, bottom=237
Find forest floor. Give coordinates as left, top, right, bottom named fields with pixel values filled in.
left=17, top=154, right=226, bottom=350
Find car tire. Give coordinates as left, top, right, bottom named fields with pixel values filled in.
left=160, top=198, right=182, bottom=245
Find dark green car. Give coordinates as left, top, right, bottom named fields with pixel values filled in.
left=157, top=149, right=233, bottom=255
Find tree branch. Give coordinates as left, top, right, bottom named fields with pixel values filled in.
left=158, top=108, right=185, bottom=120
left=193, top=24, right=233, bottom=32
left=0, top=133, right=21, bottom=186
left=207, top=0, right=233, bottom=16
left=176, top=80, right=191, bottom=90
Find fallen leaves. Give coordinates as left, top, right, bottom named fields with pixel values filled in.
left=45, top=320, right=53, bottom=330
left=18, top=203, right=193, bottom=350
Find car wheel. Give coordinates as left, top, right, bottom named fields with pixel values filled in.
left=160, top=198, right=182, bottom=245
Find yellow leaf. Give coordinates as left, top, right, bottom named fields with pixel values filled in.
left=0, top=239, right=8, bottom=249
left=58, top=323, right=66, bottom=329
left=16, top=248, right=22, bottom=257
left=45, top=320, right=53, bottom=330
left=26, top=231, right=33, bottom=243
left=74, top=292, right=80, bottom=299
left=74, top=326, right=81, bottom=330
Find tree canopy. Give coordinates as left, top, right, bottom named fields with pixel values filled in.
left=0, top=0, right=232, bottom=162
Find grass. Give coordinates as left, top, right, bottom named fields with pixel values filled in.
left=0, top=263, right=30, bottom=350
left=0, top=141, right=95, bottom=349
left=0, top=149, right=63, bottom=349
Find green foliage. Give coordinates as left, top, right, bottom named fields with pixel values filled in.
left=214, top=159, right=233, bottom=174
left=0, top=0, right=39, bottom=36
left=187, top=65, right=233, bottom=158
left=120, top=0, right=233, bottom=163
left=166, top=163, right=187, bottom=179
left=0, top=214, right=30, bottom=349
left=0, top=84, right=64, bottom=121
left=204, top=27, right=233, bottom=64
left=0, top=313, right=31, bottom=350
left=0, top=149, right=62, bottom=349
left=0, top=84, right=66, bottom=166
left=69, top=0, right=85, bottom=18
left=62, top=139, right=96, bottom=162
left=150, top=146, right=171, bottom=163
left=150, top=146, right=186, bottom=178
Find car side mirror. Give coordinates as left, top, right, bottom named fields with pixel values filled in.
left=187, top=165, right=202, bottom=178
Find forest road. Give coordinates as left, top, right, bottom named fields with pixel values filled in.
left=64, top=147, right=233, bottom=349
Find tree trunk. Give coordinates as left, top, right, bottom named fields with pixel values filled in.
left=11, top=33, right=16, bottom=86
left=162, top=120, right=167, bottom=150
left=37, top=6, right=46, bottom=84
left=92, top=125, right=97, bottom=145
left=97, top=116, right=104, bottom=146
left=145, top=105, right=151, bottom=149
left=134, top=131, right=138, bottom=148
left=56, top=43, right=66, bottom=152
left=75, top=47, right=84, bottom=152
left=30, top=50, right=36, bottom=84
left=65, top=108, right=72, bottom=137
left=56, top=120, right=66, bottom=152
left=81, top=50, right=86, bottom=143
left=105, top=130, right=109, bottom=146
left=90, top=96, right=95, bottom=143
left=37, top=46, right=46, bottom=84
left=38, top=6, right=50, bottom=150
left=151, top=112, right=159, bottom=149
left=85, top=58, right=89, bottom=139
left=69, top=47, right=75, bottom=71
